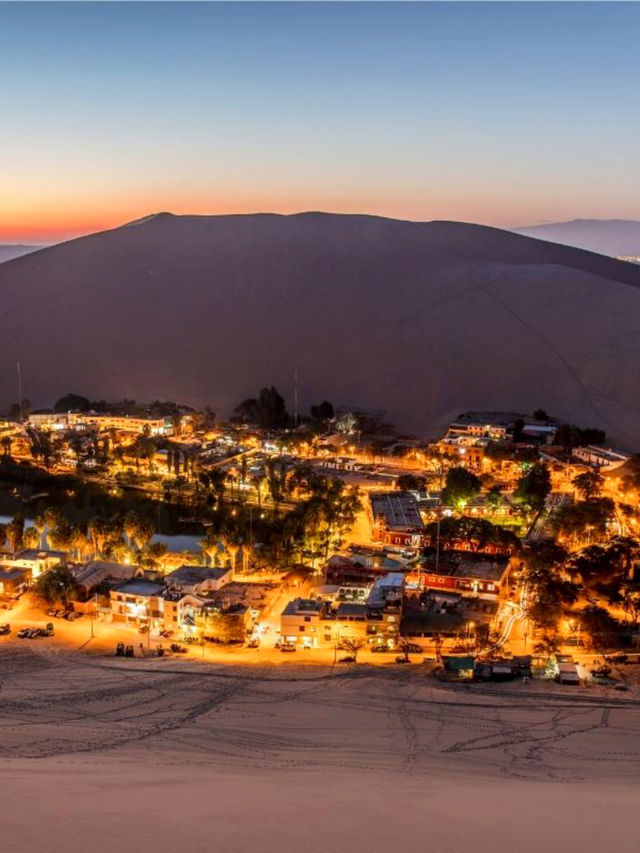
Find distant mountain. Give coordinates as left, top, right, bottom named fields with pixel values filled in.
left=1, top=211, right=640, bottom=445
left=511, top=219, right=640, bottom=258
left=0, top=244, right=45, bottom=264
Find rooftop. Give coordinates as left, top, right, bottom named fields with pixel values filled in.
left=0, top=566, right=29, bottom=581
left=72, top=560, right=136, bottom=588
left=335, top=602, right=368, bottom=619
left=113, top=579, right=164, bottom=597
left=14, top=549, right=67, bottom=561
left=369, top=492, right=423, bottom=529
left=423, top=557, right=508, bottom=583
left=166, top=565, right=230, bottom=585
left=282, top=598, right=323, bottom=617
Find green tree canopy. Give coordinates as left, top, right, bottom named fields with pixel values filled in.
left=572, top=470, right=604, bottom=500
left=35, top=566, right=79, bottom=605
left=441, top=467, right=481, bottom=508
left=514, top=462, right=551, bottom=511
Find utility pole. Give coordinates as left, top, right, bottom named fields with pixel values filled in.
left=294, top=369, right=299, bottom=428
left=17, top=361, right=23, bottom=421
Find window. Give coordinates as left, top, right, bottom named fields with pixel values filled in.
left=304, top=615, right=311, bottom=622
left=299, top=626, right=305, bottom=632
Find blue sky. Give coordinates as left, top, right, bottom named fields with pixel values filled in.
left=1, top=2, right=639, bottom=240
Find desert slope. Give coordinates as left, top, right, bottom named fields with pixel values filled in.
left=1, top=212, right=640, bottom=443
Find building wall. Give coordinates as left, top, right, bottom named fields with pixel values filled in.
left=280, top=611, right=323, bottom=646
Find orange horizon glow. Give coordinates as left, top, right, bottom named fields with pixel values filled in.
left=2, top=198, right=629, bottom=245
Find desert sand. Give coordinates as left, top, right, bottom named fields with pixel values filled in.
left=1, top=639, right=639, bottom=852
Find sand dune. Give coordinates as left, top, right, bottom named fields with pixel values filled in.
left=2, top=213, right=640, bottom=444
left=1, top=642, right=639, bottom=852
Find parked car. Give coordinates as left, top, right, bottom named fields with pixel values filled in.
left=0, top=624, right=11, bottom=636
left=395, top=655, right=410, bottom=664
left=280, top=644, right=296, bottom=653
left=17, top=628, right=30, bottom=638
left=339, top=655, right=356, bottom=663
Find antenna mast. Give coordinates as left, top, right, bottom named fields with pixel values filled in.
left=17, top=361, right=23, bottom=422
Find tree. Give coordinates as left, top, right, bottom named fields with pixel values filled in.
left=6, top=514, right=25, bottom=553
left=485, top=485, right=504, bottom=511
left=514, top=462, right=551, bottom=511
left=533, top=409, right=550, bottom=421
left=235, top=386, right=289, bottom=430
left=310, top=400, right=334, bottom=423
left=338, top=637, right=365, bottom=661
left=124, top=511, right=155, bottom=552
left=555, top=423, right=606, bottom=452
left=512, top=417, right=525, bottom=442
left=620, top=585, right=640, bottom=628
left=396, top=473, right=427, bottom=492
left=397, top=636, right=415, bottom=662
left=553, top=498, right=615, bottom=545
left=146, top=542, right=169, bottom=566
left=54, top=393, right=92, bottom=413
left=22, top=526, right=40, bottom=549
left=580, top=605, right=624, bottom=650
left=521, top=538, right=576, bottom=631
left=8, top=399, right=31, bottom=420
left=572, top=470, right=604, bottom=500
left=35, top=566, right=78, bottom=606
left=441, top=467, right=481, bottom=508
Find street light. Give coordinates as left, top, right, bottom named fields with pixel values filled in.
left=90, top=592, right=98, bottom=640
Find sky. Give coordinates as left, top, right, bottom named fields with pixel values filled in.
left=1, top=1, right=639, bottom=243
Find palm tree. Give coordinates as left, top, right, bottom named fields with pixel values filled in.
left=124, top=510, right=141, bottom=548
left=34, top=514, right=47, bottom=549
left=199, top=528, right=221, bottom=567
left=6, top=514, right=25, bottom=553
left=133, top=517, right=155, bottom=552
left=22, top=526, right=40, bottom=549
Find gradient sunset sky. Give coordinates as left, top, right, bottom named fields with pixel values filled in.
left=1, top=1, right=639, bottom=243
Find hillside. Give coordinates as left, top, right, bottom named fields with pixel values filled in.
left=512, top=219, right=640, bottom=258
left=2, top=212, right=640, bottom=444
